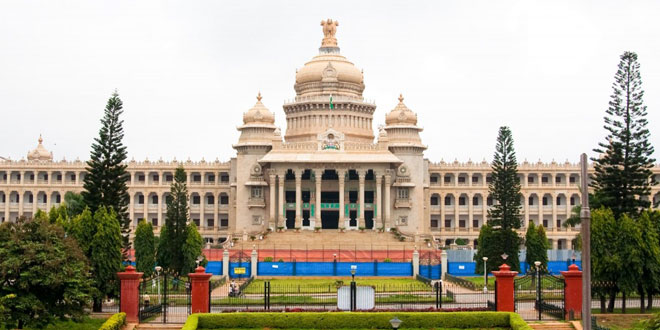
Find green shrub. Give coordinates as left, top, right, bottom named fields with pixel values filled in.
left=508, top=313, right=533, bottom=330
left=99, top=312, right=126, bottom=330
left=383, top=258, right=392, bottom=263
left=182, top=314, right=199, bottom=330
left=263, top=257, right=273, bottom=262
left=193, top=312, right=515, bottom=329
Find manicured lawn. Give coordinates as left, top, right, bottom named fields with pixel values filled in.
left=457, top=276, right=562, bottom=291
left=211, top=294, right=453, bottom=306
left=593, top=307, right=658, bottom=314
left=23, top=317, right=106, bottom=330
left=594, top=313, right=653, bottom=330
left=244, top=278, right=429, bottom=294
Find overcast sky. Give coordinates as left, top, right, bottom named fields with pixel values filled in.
left=1, top=0, right=659, bottom=164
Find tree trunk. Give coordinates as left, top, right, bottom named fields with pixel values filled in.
left=648, top=292, right=653, bottom=310
left=600, top=294, right=606, bottom=313
left=622, top=291, right=627, bottom=314
left=639, top=285, right=646, bottom=313
left=607, top=291, right=616, bottom=313
left=93, top=298, right=103, bottom=312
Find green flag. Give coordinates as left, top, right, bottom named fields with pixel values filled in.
left=329, top=94, right=333, bottom=110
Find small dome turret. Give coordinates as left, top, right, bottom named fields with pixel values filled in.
left=385, top=94, right=418, bottom=126
left=243, top=92, right=275, bottom=125
left=27, top=135, right=53, bottom=162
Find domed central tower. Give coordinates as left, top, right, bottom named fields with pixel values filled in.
left=283, top=19, right=376, bottom=143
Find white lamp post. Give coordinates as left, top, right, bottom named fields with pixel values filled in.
left=389, top=316, right=402, bottom=330
left=482, top=256, right=488, bottom=293
left=155, top=266, right=162, bottom=303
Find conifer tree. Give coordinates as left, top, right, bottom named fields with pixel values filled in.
left=158, top=166, right=190, bottom=276
left=525, top=223, right=549, bottom=273
left=88, top=206, right=122, bottom=312
left=134, top=220, right=156, bottom=277
left=476, top=126, right=523, bottom=272
left=181, top=222, right=205, bottom=276
left=82, top=91, right=131, bottom=256
left=591, top=51, right=656, bottom=219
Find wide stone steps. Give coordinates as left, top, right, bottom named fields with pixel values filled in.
left=529, top=322, right=575, bottom=330
left=235, top=231, right=421, bottom=250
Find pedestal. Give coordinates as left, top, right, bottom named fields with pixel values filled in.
left=117, top=265, right=143, bottom=323
left=189, top=266, right=213, bottom=314
left=561, top=264, right=582, bottom=320
left=492, top=263, right=518, bottom=312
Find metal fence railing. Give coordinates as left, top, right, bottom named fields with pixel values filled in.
left=208, top=279, right=494, bottom=312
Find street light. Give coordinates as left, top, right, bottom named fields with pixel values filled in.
left=389, top=316, right=402, bottom=330
left=154, top=266, right=162, bottom=304
left=534, top=261, right=542, bottom=320
left=482, top=257, right=488, bottom=293
left=350, top=265, right=357, bottom=282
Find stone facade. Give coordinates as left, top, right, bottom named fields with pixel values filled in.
left=1, top=22, right=659, bottom=249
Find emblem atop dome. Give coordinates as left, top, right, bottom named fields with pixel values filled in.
left=320, top=19, right=339, bottom=48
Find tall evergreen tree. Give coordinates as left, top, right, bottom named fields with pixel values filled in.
left=134, top=220, right=156, bottom=278
left=158, top=166, right=190, bottom=276
left=476, top=127, right=523, bottom=272
left=525, top=223, right=549, bottom=273
left=82, top=91, right=131, bottom=256
left=488, top=126, right=523, bottom=230
left=591, top=51, right=656, bottom=220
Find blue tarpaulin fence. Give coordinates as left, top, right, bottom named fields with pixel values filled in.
left=256, top=261, right=413, bottom=277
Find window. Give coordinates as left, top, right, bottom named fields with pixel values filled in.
left=444, top=219, right=452, bottom=228
left=487, top=197, right=493, bottom=206
left=153, top=174, right=159, bottom=182
left=472, top=196, right=479, bottom=206
left=151, top=195, right=158, bottom=204
left=71, top=174, right=76, bottom=181
left=193, top=175, right=201, bottom=182
left=570, top=197, right=576, bottom=205
left=138, top=175, right=145, bottom=182
left=542, top=176, right=549, bottom=183
left=555, top=176, right=562, bottom=183
left=542, top=219, right=548, bottom=228
left=192, top=195, right=200, bottom=204
left=166, top=175, right=173, bottom=182
left=220, top=174, right=230, bottom=182
left=220, top=195, right=229, bottom=205
left=29, top=174, right=34, bottom=180
left=204, top=237, right=214, bottom=244
left=459, top=219, right=466, bottom=228
left=570, top=176, right=577, bottom=183
left=486, top=176, right=492, bottom=183
left=397, top=188, right=409, bottom=199
left=431, top=218, right=439, bottom=228
left=528, top=176, right=534, bottom=183
left=220, top=217, right=229, bottom=228
left=152, top=218, right=158, bottom=226
left=458, top=176, right=466, bottom=183
left=207, top=195, right=214, bottom=204
left=57, top=174, right=62, bottom=181
left=542, top=197, right=548, bottom=206
left=473, top=219, right=479, bottom=228
left=444, top=196, right=452, bottom=205
left=28, top=194, right=33, bottom=203
left=138, top=195, right=144, bottom=204
left=556, top=196, right=562, bottom=205
left=458, top=197, right=466, bottom=206
left=251, top=187, right=262, bottom=199
left=193, top=219, right=200, bottom=227
left=56, top=194, right=61, bottom=203
left=430, top=196, right=439, bottom=205
left=430, top=176, right=438, bottom=184
left=472, top=176, right=479, bottom=183
left=208, top=174, right=215, bottom=182
left=558, top=240, right=564, bottom=250
left=528, top=196, right=534, bottom=205
left=44, top=174, right=48, bottom=180
left=444, top=176, right=451, bottom=183
left=556, top=219, right=562, bottom=228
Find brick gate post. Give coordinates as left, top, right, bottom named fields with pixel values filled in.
left=117, top=265, right=143, bottom=323
left=189, top=266, right=213, bottom=313
left=492, top=263, right=518, bottom=312
left=561, top=264, right=582, bottom=320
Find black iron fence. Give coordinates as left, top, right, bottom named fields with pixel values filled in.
left=208, top=279, right=493, bottom=312
left=592, top=281, right=660, bottom=314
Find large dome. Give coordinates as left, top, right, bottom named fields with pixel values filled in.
left=295, top=54, right=363, bottom=86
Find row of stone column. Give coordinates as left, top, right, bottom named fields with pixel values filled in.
left=267, top=169, right=393, bottom=230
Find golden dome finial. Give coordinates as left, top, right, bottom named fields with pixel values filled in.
left=320, top=19, right=339, bottom=48
left=257, top=92, right=262, bottom=102
left=38, top=134, right=43, bottom=144
left=398, top=94, right=404, bottom=103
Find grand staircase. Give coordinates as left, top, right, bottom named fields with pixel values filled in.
left=233, top=230, right=424, bottom=250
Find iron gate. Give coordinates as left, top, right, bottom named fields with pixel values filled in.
left=139, top=272, right=191, bottom=323
left=230, top=250, right=250, bottom=279
left=514, top=271, right=565, bottom=321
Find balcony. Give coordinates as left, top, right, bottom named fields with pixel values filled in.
left=205, top=204, right=214, bottom=211
left=248, top=197, right=266, bottom=208
left=148, top=204, right=158, bottom=210
left=394, top=198, right=412, bottom=209
left=190, top=204, right=200, bottom=210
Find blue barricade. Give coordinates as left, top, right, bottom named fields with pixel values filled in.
left=256, top=261, right=413, bottom=277
left=229, top=262, right=251, bottom=278
left=205, top=261, right=223, bottom=275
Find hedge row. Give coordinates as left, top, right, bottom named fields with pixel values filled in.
left=99, top=312, right=126, bottom=330
left=183, top=312, right=531, bottom=329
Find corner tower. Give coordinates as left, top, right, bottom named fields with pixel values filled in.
left=283, top=19, right=376, bottom=143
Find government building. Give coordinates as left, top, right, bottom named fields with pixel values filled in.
left=1, top=20, right=659, bottom=251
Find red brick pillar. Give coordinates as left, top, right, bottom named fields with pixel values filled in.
left=189, top=266, right=213, bottom=313
left=561, top=264, right=582, bottom=320
left=492, top=263, right=518, bottom=312
left=117, top=265, right=143, bottom=323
